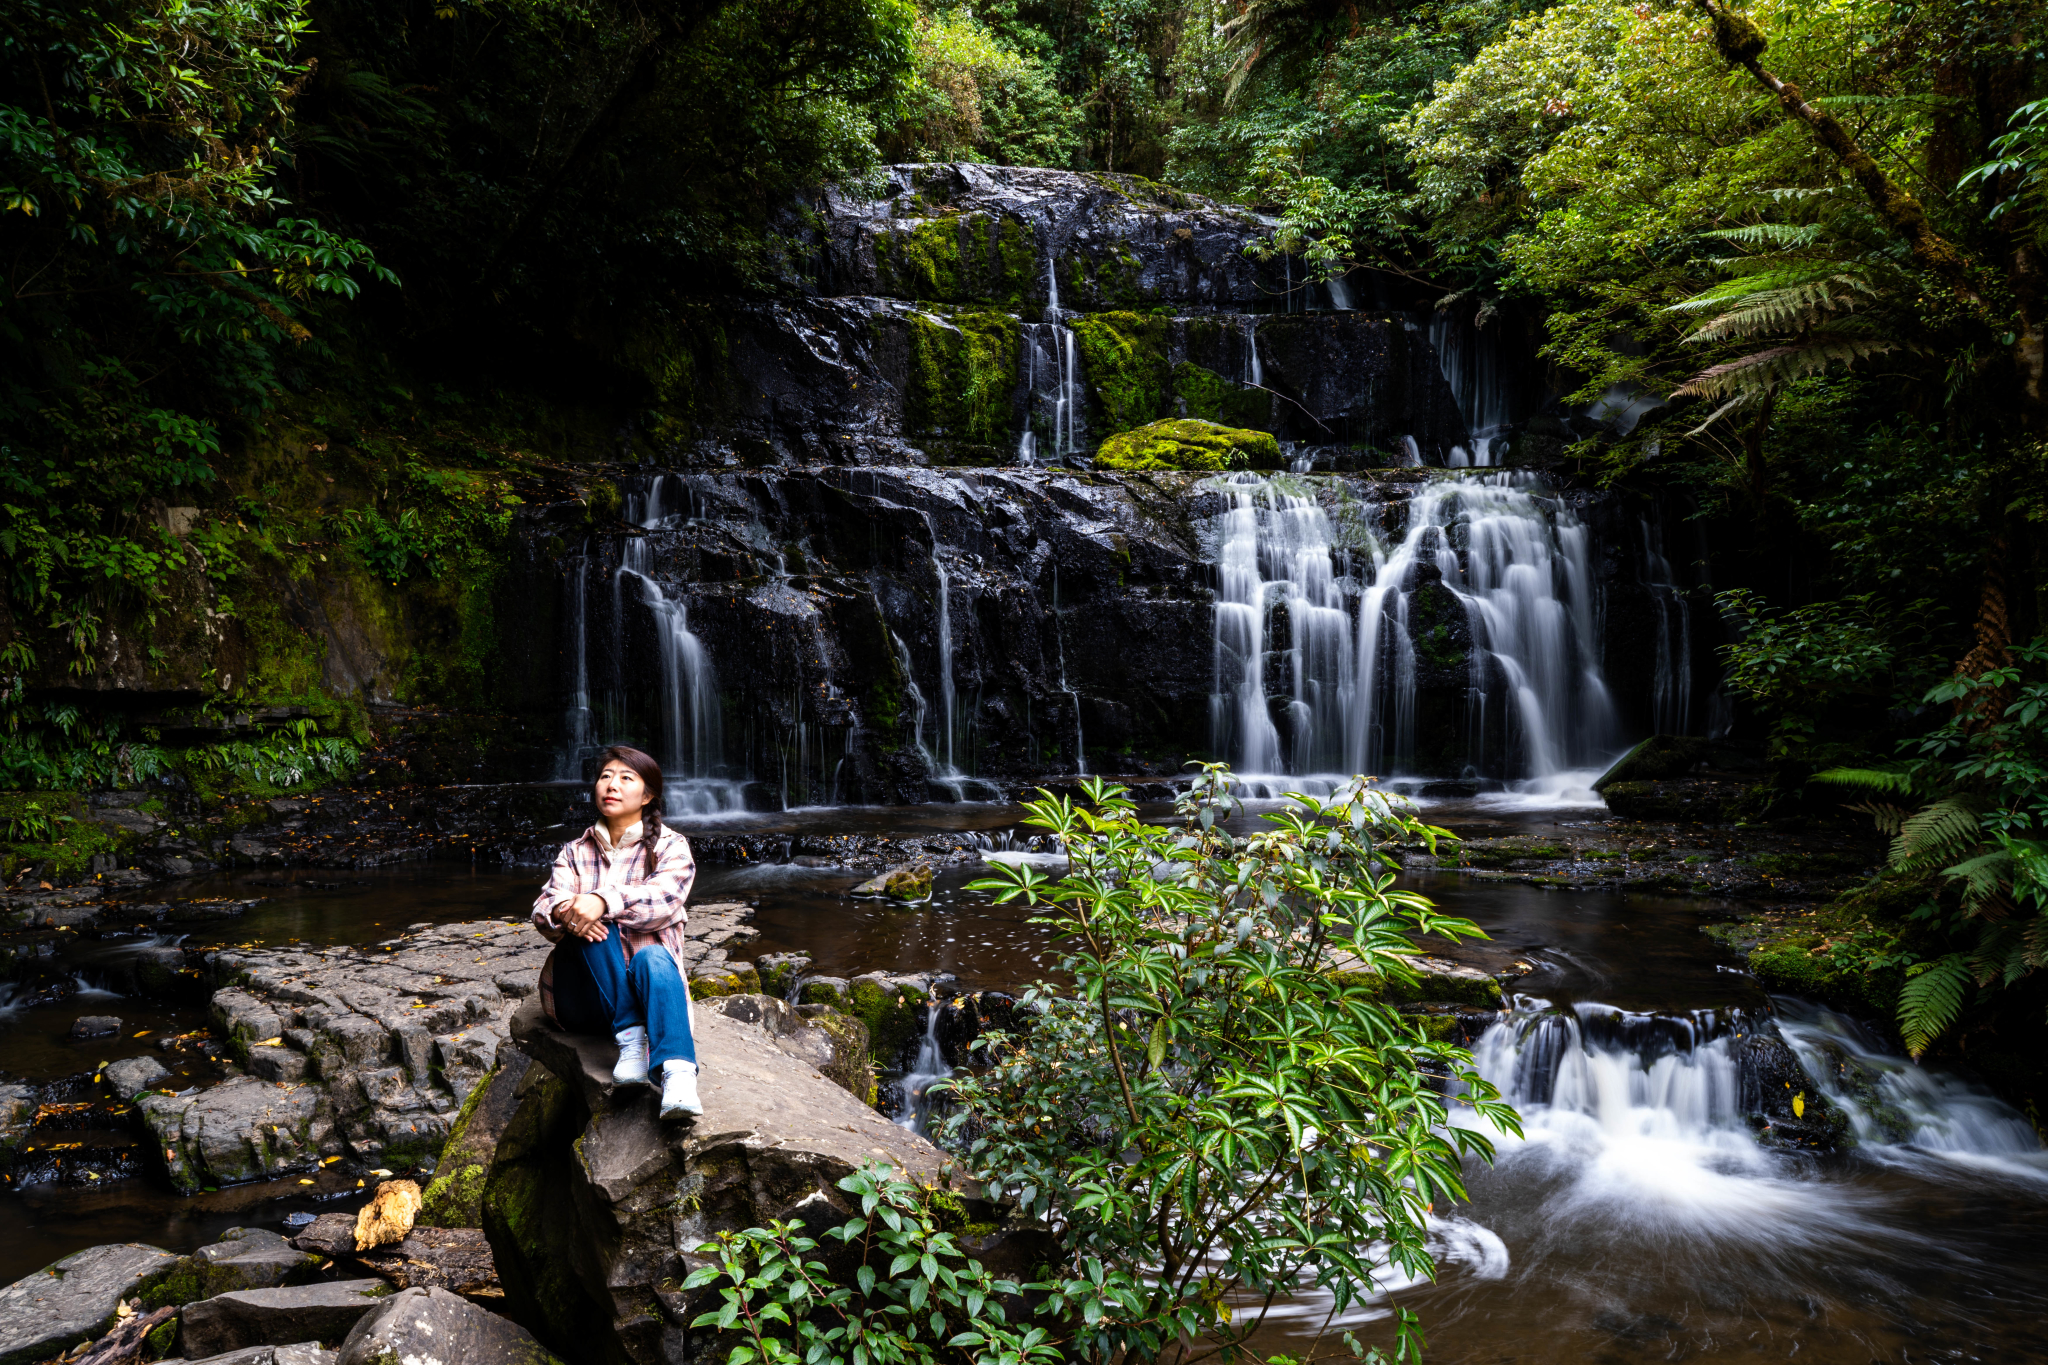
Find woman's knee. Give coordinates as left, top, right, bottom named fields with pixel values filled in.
left=628, top=944, right=679, bottom=983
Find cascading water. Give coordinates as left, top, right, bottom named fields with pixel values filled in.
left=1208, top=471, right=1617, bottom=795
left=1429, top=304, right=1512, bottom=465
left=560, top=476, right=746, bottom=814
left=894, top=1002, right=952, bottom=1134
left=1641, top=516, right=1694, bottom=735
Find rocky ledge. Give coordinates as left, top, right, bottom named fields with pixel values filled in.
left=146, top=908, right=759, bottom=1191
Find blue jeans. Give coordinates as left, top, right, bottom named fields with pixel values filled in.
left=552, top=931, right=697, bottom=1069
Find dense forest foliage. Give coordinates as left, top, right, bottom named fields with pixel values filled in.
left=3, top=0, right=2046, bottom=1066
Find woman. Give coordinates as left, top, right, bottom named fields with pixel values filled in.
left=530, top=745, right=703, bottom=1118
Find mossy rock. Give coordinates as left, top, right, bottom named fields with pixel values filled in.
left=845, top=978, right=928, bottom=1067
left=1095, top=419, right=1279, bottom=472
left=688, top=966, right=762, bottom=999
left=851, top=864, right=933, bottom=903
left=1072, top=311, right=1171, bottom=431
left=799, top=1005, right=878, bottom=1105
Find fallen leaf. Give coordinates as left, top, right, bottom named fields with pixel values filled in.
left=1792, top=1091, right=1806, bottom=1119
left=299, top=1178, right=316, bottom=1185
left=132, top=1030, right=152, bottom=1038
left=371, top=1168, right=393, bottom=1177
left=255, top=1037, right=282, bottom=1047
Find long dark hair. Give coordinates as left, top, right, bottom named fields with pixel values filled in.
left=594, top=744, right=665, bottom=876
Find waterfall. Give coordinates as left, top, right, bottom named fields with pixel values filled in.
left=1776, top=1001, right=2048, bottom=1179
left=1208, top=472, right=1616, bottom=789
left=1428, top=305, right=1512, bottom=460
left=1242, top=315, right=1263, bottom=389
left=1052, top=563, right=1086, bottom=774
left=1641, top=516, right=1694, bottom=735
left=560, top=475, right=745, bottom=814
left=1019, top=322, right=1085, bottom=459
left=557, top=555, right=594, bottom=779
left=894, top=1003, right=952, bottom=1135
left=935, top=556, right=957, bottom=773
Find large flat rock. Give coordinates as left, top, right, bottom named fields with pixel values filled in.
left=0, top=1242, right=178, bottom=1365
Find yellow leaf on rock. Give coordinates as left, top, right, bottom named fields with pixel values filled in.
left=299, top=1179, right=316, bottom=1185
left=256, top=1037, right=282, bottom=1048
left=1792, top=1092, right=1805, bottom=1118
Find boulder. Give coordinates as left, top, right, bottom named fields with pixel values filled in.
left=335, top=1286, right=558, bottom=1365
left=164, top=1346, right=335, bottom=1365
left=0, top=1243, right=179, bottom=1365
left=177, top=1281, right=393, bottom=1358
left=704, top=995, right=873, bottom=1104
left=419, top=1052, right=531, bottom=1228
left=483, top=997, right=948, bottom=1364
left=0, top=1082, right=33, bottom=1157
left=349, top=1228, right=498, bottom=1297
left=753, top=953, right=811, bottom=999
left=140, top=1076, right=331, bottom=1193
left=1094, top=419, right=1280, bottom=472
left=850, top=863, right=933, bottom=902
left=72, top=1015, right=123, bottom=1039
left=143, top=1229, right=323, bottom=1308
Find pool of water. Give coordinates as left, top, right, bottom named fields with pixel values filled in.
left=2, top=799, right=2043, bottom=1365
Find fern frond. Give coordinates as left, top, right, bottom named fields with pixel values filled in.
left=1666, top=262, right=1851, bottom=312
left=1896, top=953, right=1970, bottom=1058
left=1701, top=223, right=1823, bottom=250
left=1681, top=394, right=1760, bottom=438
left=1892, top=797, right=1981, bottom=870
left=1682, top=277, right=1878, bottom=343
left=1844, top=800, right=1912, bottom=836
left=1812, top=766, right=1915, bottom=794
left=1941, top=849, right=2011, bottom=916
left=1673, top=336, right=1899, bottom=400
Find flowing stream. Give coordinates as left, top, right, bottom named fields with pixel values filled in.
left=1, top=804, right=2043, bottom=1362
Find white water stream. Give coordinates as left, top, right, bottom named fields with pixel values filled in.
left=1209, top=472, right=1618, bottom=795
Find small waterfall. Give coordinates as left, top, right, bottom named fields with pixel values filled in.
left=1641, top=516, right=1694, bottom=735
left=935, top=556, right=957, bottom=773
left=1052, top=563, right=1086, bottom=774
left=1020, top=322, right=1086, bottom=459
left=1776, top=1001, right=2048, bottom=1178
left=558, top=555, right=594, bottom=779
left=561, top=476, right=745, bottom=813
left=890, top=628, right=939, bottom=772
left=1242, top=315, right=1263, bottom=389
left=1429, top=304, right=1513, bottom=458
left=1209, top=473, right=1356, bottom=777
left=894, top=1003, right=952, bottom=1134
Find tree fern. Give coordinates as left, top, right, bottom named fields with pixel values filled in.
left=1701, top=222, right=1823, bottom=250
left=1896, top=954, right=1970, bottom=1057
left=1681, top=276, right=1877, bottom=343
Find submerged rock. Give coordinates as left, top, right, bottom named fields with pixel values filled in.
left=850, top=863, right=934, bottom=902
left=71, top=1014, right=123, bottom=1038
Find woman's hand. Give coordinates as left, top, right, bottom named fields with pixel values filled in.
left=555, top=893, right=609, bottom=942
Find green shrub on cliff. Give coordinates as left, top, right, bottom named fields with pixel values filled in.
left=1094, top=419, right=1279, bottom=471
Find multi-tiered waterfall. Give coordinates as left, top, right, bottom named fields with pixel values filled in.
left=539, top=164, right=1694, bottom=809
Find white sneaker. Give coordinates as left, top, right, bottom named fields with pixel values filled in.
left=612, top=1026, right=650, bottom=1086
left=660, top=1060, right=703, bottom=1118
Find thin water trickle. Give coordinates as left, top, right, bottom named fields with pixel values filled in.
left=893, top=1003, right=952, bottom=1134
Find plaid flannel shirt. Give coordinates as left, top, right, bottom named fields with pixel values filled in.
left=530, top=822, right=695, bottom=1023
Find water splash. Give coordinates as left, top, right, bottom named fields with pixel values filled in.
left=894, top=1003, right=952, bottom=1134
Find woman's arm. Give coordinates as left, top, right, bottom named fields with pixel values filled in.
left=530, top=841, right=585, bottom=942
left=596, top=832, right=696, bottom=931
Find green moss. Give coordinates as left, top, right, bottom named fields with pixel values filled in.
left=800, top=979, right=849, bottom=1007
left=846, top=979, right=926, bottom=1065
left=803, top=1007, right=878, bottom=1104
left=879, top=214, right=1034, bottom=305
left=1095, top=419, right=1279, bottom=472
left=1172, top=362, right=1267, bottom=429
left=143, top=1317, right=178, bottom=1359
left=1072, top=312, right=1172, bottom=433
left=905, top=310, right=1019, bottom=457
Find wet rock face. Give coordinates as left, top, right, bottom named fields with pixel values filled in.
left=618, top=163, right=1470, bottom=469
left=801, top=163, right=1272, bottom=312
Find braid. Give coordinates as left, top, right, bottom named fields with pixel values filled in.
left=642, top=804, right=664, bottom=878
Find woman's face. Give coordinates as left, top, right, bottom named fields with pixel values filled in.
left=595, top=761, right=652, bottom=823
